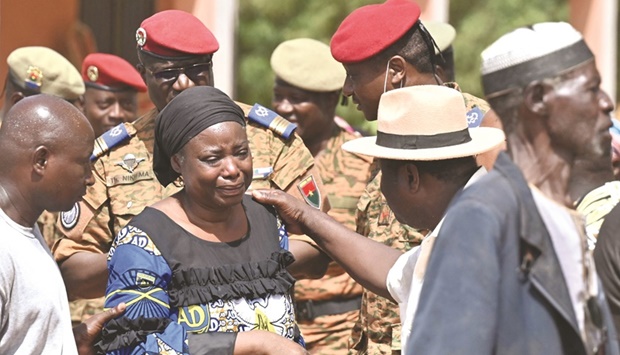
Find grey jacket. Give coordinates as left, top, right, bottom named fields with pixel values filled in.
left=407, top=153, right=619, bottom=355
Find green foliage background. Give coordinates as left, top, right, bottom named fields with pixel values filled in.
left=236, top=0, right=569, bottom=133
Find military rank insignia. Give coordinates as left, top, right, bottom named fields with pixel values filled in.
left=86, top=65, right=99, bottom=82
left=297, top=175, right=321, bottom=209
left=60, top=202, right=80, bottom=230
left=136, top=27, right=147, bottom=47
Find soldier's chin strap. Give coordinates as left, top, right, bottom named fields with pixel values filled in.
left=417, top=21, right=444, bottom=85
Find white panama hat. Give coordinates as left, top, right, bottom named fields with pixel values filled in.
left=343, top=85, right=505, bottom=161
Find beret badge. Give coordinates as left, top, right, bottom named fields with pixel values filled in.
left=136, top=27, right=147, bottom=47
left=86, top=65, right=99, bottom=82
left=25, top=66, right=43, bottom=91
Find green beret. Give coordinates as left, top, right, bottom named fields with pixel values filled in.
left=7, top=46, right=84, bottom=100
left=271, top=38, right=345, bottom=92
left=424, top=21, right=456, bottom=54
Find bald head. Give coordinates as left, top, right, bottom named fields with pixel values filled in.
left=0, top=94, right=95, bottom=222
left=0, top=95, right=93, bottom=163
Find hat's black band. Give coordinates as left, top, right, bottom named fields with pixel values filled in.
left=482, top=40, right=593, bottom=96
left=376, top=128, right=471, bottom=150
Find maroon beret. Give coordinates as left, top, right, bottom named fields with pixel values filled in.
left=82, top=53, right=147, bottom=92
left=330, top=0, right=421, bottom=64
left=136, top=10, right=219, bottom=58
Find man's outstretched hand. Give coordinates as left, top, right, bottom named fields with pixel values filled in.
left=252, top=189, right=318, bottom=235
left=74, top=303, right=126, bottom=355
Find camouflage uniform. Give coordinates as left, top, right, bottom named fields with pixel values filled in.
left=296, top=126, right=372, bottom=354
left=37, top=211, right=59, bottom=249
left=348, top=86, right=490, bottom=354
left=53, top=103, right=329, bottom=324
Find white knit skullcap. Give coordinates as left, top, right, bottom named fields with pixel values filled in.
left=480, top=22, right=593, bottom=96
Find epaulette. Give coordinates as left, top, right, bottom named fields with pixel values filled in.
left=466, top=106, right=485, bottom=128
left=90, top=123, right=132, bottom=162
left=247, top=103, right=297, bottom=140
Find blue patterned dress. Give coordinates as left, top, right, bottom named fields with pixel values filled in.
left=97, top=195, right=302, bottom=354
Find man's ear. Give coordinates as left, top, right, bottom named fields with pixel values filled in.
left=9, top=91, right=25, bottom=106
left=74, top=94, right=85, bottom=113
left=523, top=80, right=551, bottom=116
left=388, top=55, right=408, bottom=89
left=403, top=162, right=420, bottom=193
left=32, top=145, right=49, bottom=176
left=433, top=64, right=446, bottom=83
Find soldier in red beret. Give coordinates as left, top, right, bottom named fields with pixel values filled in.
left=53, top=9, right=328, bottom=354
left=76, top=53, right=146, bottom=136
left=329, top=0, right=493, bottom=354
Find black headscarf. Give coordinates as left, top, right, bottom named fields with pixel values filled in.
left=153, top=86, right=246, bottom=186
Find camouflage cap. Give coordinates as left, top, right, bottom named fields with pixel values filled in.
left=6, top=46, right=84, bottom=100
left=424, top=21, right=456, bottom=54
left=271, top=38, right=345, bottom=92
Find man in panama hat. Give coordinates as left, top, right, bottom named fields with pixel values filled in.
left=252, top=84, right=505, bottom=353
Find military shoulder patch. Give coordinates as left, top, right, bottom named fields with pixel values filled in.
left=60, top=203, right=80, bottom=230
left=248, top=103, right=297, bottom=139
left=297, top=175, right=321, bottom=209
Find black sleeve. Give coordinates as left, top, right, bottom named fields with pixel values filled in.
left=188, top=332, right=238, bottom=355
left=594, top=202, right=620, bottom=338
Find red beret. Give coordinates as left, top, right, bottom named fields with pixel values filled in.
left=82, top=53, right=146, bottom=92
left=330, top=0, right=421, bottom=64
left=136, top=10, right=219, bottom=58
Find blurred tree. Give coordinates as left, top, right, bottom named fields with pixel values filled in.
left=236, top=0, right=568, bottom=133
left=237, top=0, right=378, bottom=134
left=450, top=0, right=568, bottom=97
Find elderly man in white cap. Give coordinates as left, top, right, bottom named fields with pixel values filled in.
left=271, top=38, right=373, bottom=354
left=406, top=22, right=618, bottom=354
left=253, top=84, right=505, bottom=354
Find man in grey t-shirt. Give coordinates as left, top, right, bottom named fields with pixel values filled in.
left=0, top=95, right=124, bottom=354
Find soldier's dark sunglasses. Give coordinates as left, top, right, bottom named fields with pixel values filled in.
left=148, top=61, right=212, bottom=83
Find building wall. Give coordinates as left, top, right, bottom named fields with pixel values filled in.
left=0, top=0, right=79, bottom=107
left=571, top=0, right=618, bottom=101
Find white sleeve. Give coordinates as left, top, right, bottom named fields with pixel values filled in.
left=386, top=246, right=420, bottom=304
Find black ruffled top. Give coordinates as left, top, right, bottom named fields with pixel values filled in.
left=136, top=195, right=296, bottom=306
